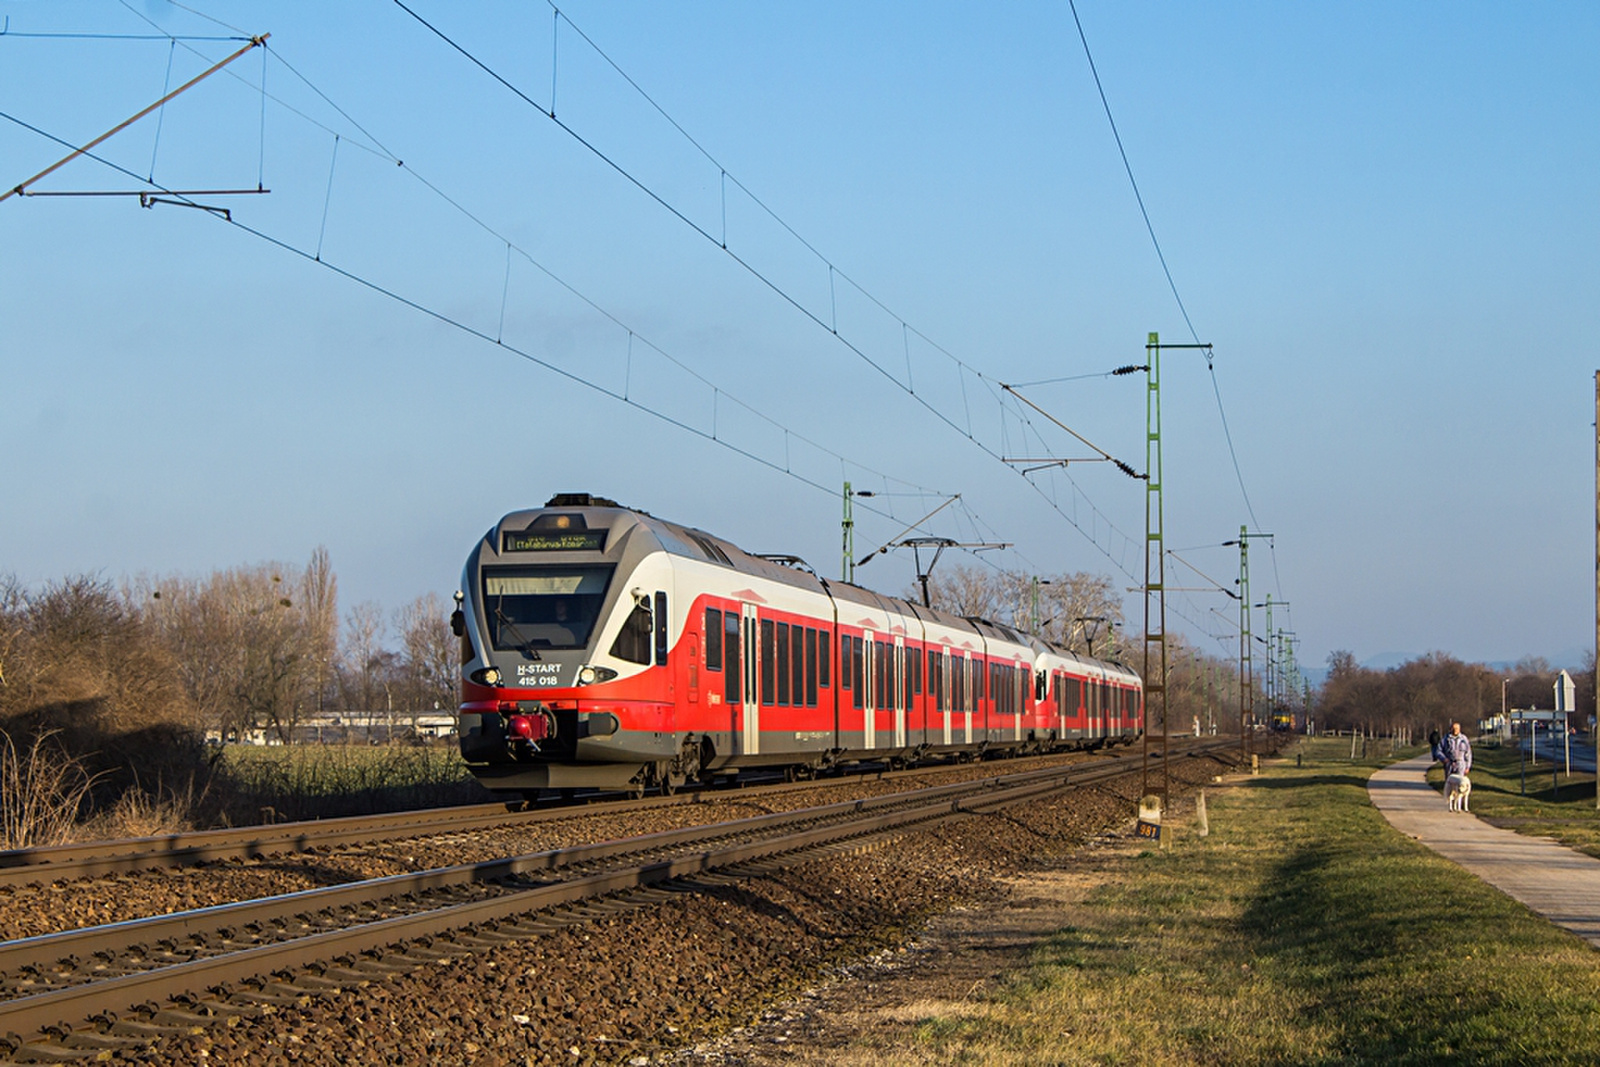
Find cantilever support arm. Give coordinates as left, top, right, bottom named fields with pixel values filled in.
left=2, top=33, right=269, bottom=204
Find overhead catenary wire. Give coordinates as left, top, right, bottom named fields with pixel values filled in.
left=388, top=1, right=1283, bottom=633
left=1067, top=0, right=1267, bottom=547
left=385, top=1, right=1158, bottom=582
left=8, top=6, right=1281, bottom=651
left=0, top=104, right=995, bottom=575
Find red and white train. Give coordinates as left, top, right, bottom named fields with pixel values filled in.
left=454, top=495, right=1143, bottom=797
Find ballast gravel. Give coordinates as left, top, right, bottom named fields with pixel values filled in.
left=0, top=751, right=1114, bottom=942
left=86, top=752, right=1234, bottom=1066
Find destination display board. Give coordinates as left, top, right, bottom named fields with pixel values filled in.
left=502, top=530, right=607, bottom=553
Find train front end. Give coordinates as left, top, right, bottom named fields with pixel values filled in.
left=455, top=495, right=677, bottom=796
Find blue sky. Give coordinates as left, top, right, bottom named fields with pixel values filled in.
left=2, top=1, right=1596, bottom=671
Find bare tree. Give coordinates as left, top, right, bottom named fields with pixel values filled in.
left=338, top=601, right=391, bottom=731
left=396, top=594, right=456, bottom=730
left=917, top=564, right=1007, bottom=621
left=302, top=546, right=339, bottom=715
left=224, top=567, right=308, bottom=744
left=135, top=563, right=314, bottom=743
left=914, top=563, right=1124, bottom=656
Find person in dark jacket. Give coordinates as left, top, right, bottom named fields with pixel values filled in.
left=1429, top=727, right=1441, bottom=763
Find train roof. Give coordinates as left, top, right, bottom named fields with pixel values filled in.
left=489, top=495, right=1139, bottom=681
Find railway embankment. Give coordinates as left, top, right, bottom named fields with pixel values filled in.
left=697, top=736, right=1600, bottom=1065
left=0, top=748, right=1234, bottom=1064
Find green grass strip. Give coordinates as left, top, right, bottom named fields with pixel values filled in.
left=896, top=738, right=1600, bottom=1066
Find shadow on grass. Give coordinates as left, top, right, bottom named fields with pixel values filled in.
left=1244, top=773, right=1375, bottom=792
left=1233, top=828, right=1600, bottom=1065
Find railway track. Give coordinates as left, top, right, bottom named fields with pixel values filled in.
left=0, top=740, right=1236, bottom=1060
left=0, top=745, right=1151, bottom=889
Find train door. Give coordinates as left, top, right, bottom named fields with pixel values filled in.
left=893, top=636, right=907, bottom=748
left=939, top=650, right=952, bottom=745
left=862, top=629, right=877, bottom=749
left=962, top=652, right=974, bottom=743
left=1013, top=662, right=1023, bottom=742
left=741, top=603, right=759, bottom=755
left=1055, top=673, right=1066, bottom=738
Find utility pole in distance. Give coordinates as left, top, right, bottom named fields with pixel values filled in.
left=1224, top=528, right=1273, bottom=760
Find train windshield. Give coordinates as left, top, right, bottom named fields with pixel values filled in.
left=481, top=565, right=614, bottom=652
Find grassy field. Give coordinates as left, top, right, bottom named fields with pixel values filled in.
left=874, top=736, right=1600, bottom=1066
left=214, top=742, right=489, bottom=823
left=1426, top=739, right=1600, bottom=859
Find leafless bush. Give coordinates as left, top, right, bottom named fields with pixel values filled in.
left=0, top=574, right=210, bottom=820
left=0, top=729, right=98, bottom=850
left=81, top=780, right=200, bottom=842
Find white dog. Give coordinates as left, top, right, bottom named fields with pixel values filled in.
left=1445, top=772, right=1472, bottom=812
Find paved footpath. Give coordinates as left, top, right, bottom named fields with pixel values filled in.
left=1369, top=753, right=1600, bottom=948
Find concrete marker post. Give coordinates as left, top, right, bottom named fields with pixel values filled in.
left=1137, top=794, right=1164, bottom=849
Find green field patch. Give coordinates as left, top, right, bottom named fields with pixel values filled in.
left=895, top=738, right=1600, bottom=1066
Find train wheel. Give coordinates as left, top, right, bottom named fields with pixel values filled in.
left=664, top=740, right=700, bottom=795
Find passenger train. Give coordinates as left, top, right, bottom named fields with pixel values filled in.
left=454, top=494, right=1143, bottom=797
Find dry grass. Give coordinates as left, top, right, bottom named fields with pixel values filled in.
left=80, top=782, right=200, bottom=841
left=214, top=742, right=485, bottom=823
left=0, top=729, right=98, bottom=850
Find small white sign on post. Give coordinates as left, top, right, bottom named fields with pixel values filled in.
left=1555, top=670, right=1576, bottom=714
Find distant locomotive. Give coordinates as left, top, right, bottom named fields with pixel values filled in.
left=453, top=494, right=1143, bottom=797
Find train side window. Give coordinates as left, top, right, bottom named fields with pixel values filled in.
left=654, top=592, right=668, bottom=667
left=805, top=628, right=818, bottom=706
left=705, top=608, right=723, bottom=671
left=840, top=635, right=851, bottom=690
left=819, top=631, right=830, bottom=688
left=724, top=614, right=741, bottom=704
left=760, top=620, right=776, bottom=706
left=851, top=636, right=864, bottom=709
left=793, top=626, right=807, bottom=708
left=609, top=600, right=652, bottom=665
left=776, top=622, right=791, bottom=706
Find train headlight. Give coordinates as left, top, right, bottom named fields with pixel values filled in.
left=575, top=665, right=617, bottom=686
left=470, top=666, right=503, bottom=687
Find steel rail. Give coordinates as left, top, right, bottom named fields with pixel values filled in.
left=0, top=751, right=1148, bottom=975
left=0, top=748, right=1218, bottom=1045
left=0, top=746, right=1146, bottom=888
